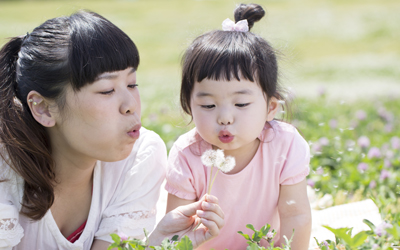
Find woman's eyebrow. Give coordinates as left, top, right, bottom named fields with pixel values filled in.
left=96, top=68, right=136, bottom=80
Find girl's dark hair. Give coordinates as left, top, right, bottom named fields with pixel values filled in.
left=0, top=11, right=139, bottom=220
left=180, top=3, right=289, bottom=118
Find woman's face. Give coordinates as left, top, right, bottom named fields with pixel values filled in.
left=49, top=67, right=141, bottom=163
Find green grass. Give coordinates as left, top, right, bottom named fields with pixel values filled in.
left=1, top=0, right=399, bottom=146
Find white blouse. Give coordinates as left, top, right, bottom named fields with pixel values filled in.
left=0, top=127, right=167, bottom=250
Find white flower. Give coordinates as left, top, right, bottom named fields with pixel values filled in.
left=217, top=156, right=236, bottom=173
left=201, top=149, right=225, bottom=167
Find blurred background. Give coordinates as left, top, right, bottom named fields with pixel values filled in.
left=1, top=0, right=399, bottom=149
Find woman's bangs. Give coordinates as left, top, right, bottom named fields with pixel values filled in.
left=69, top=12, right=139, bottom=89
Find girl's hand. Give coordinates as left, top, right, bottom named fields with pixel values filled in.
left=149, top=194, right=224, bottom=248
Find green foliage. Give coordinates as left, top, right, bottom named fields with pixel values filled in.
left=109, top=223, right=292, bottom=250
left=323, top=226, right=368, bottom=248
left=238, top=223, right=293, bottom=250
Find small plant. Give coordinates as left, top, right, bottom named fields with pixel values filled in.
left=109, top=223, right=292, bottom=250
left=107, top=230, right=193, bottom=250
left=238, top=223, right=294, bottom=250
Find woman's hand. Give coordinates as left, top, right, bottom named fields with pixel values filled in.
left=149, top=194, right=224, bottom=248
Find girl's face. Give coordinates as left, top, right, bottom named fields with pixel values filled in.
left=49, top=67, right=141, bottom=163
left=190, top=78, right=276, bottom=157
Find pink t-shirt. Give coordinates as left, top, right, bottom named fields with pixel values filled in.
left=165, top=120, right=310, bottom=250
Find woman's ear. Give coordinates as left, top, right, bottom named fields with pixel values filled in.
left=267, top=96, right=279, bottom=121
left=27, top=91, right=56, bottom=127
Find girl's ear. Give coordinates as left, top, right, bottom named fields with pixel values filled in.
left=267, top=96, right=279, bottom=121
left=26, top=91, right=56, bottom=127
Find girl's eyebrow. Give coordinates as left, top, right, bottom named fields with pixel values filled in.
left=196, top=92, right=212, bottom=98
left=95, top=68, right=136, bottom=80
left=234, top=89, right=253, bottom=95
left=196, top=89, right=253, bottom=98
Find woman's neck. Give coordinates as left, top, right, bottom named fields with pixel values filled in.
left=52, top=151, right=96, bottom=191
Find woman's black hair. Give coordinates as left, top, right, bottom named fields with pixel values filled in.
left=0, top=10, right=139, bottom=220
left=180, top=3, right=289, bottom=119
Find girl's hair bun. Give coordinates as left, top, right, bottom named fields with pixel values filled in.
left=234, top=3, right=265, bottom=30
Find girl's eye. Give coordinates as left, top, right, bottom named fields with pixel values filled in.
left=236, top=103, right=250, bottom=107
left=201, top=104, right=215, bottom=109
left=100, top=89, right=114, bottom=95
left=128, top=84, right=138, bottom=89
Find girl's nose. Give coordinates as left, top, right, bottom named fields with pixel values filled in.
left=217, top=110, right=233, bottom=125
left=120, top=91, right=138, bottom=114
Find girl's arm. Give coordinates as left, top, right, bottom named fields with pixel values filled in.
left=91, top=195, right=224, bottom=250
left=166, top=193, right=196, bottom=213
left=151, top=194, right=224, bottom=248
left=277, top=179, right=312, bottom=250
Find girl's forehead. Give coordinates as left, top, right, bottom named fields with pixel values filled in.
left=193, top=78, right=263, bottom=96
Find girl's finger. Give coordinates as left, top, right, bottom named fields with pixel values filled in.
left=204, top=194, right=218, bottom=204
left=201, top=201, right=225, bottom=219
left=196, top=210, right=225, bottom=229
left=200, top=218, right=222, bottom=239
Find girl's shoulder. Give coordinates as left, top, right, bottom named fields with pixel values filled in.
left=261, top=120, right=301, bottom=140
left=170, top=127, right=208, bottom=153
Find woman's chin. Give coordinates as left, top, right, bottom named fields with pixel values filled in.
left=98, top=146, right=134, bottom=162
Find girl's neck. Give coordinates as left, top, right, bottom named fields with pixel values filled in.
left=216, top=138, right=260, bottom=175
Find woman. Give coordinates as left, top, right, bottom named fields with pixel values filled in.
left=0, top=11, right=223, bottom=250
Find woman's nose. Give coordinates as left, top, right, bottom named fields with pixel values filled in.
left=120, top=91, right=138, bottom=114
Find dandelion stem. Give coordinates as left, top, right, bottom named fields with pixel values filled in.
left=192, top=219, right=201, bottom=231
left=207, top=165, right=214, bottom=194
left=208, top=169, right=220, bottom=194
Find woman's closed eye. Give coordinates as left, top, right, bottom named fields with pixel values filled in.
left=201, top=104, right=215, bottom=109
left=235, top=103, right=250, bottom=107
left=100, top=89, right=114, bottom=95
left=99, top=84, right=138, bottom=95
left=128, top=84, right=138, bottom=89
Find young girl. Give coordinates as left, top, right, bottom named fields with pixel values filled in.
left=0, top=11, right=223, bottom=250
left=166, top=3, right=311, bottom=250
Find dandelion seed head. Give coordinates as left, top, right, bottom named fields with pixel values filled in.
left=201, top=149, right=224, bottom=167
left=218, top=156, right=236, bottom=173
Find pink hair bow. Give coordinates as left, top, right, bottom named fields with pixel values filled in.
left=221, top=18, right=249, bottom=32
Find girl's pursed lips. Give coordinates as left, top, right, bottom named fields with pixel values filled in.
left=218, top=130, right=233, bottom=137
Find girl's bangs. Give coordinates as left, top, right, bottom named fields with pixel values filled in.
left=191, top=32, right=257, bottom=84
